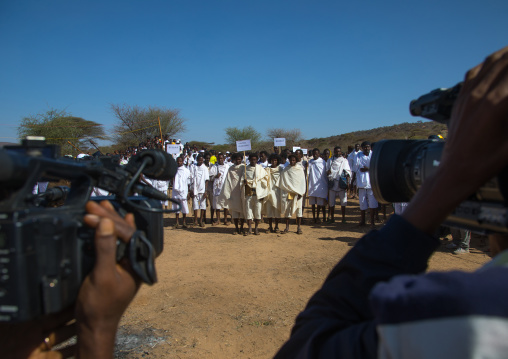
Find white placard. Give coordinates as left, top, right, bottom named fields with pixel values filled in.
left=302, top=148, right=308, bottom=155
left=166, top=144, right=181, bottom=155
left=292, top=146, right=301, bottom=152
left=236, top=139, right=252, bottom=152
left=274, top=138, right=286, bottom=147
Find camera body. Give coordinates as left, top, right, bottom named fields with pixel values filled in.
left=0, top=138, right=175, bottom=322
left=370, top=84, right=508, bottom=233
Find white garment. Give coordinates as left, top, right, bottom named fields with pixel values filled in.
left=348, top=150, right=361, bottom=172
left=152, top=179, right=169, bottom=205
left=308, top=158, right=328, bottom=199
left=326, top=156, right=351, bottom=192
left=173, top=166, right=190, bottom=198
left=190, top=164, right=209, bottom=194
left=262, top=166, right=282, bottom=218
left=355, top=151, right=373, bottom=189
left=218, top=164, right=245, bottom=216
left=209, top=163, right=231, bottom=196
left=279, top=164, right=306, bottom=218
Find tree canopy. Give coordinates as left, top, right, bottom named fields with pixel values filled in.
left=224, top=126, right=262, bottom=150
left=266, top=128, right=302, bottom=148
left=17, top=108, right=107, bottom=155
left=111, top=104, right=186, bottom=148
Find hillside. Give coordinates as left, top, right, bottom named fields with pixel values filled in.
left=298, top=121, right=447, bottom=151
left=207, top=121, right=448, bottom=153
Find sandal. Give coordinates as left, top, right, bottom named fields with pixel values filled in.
left=173, top=224, right=180, bottom=229
left=297, top=228, right=303, bottom=235
left=200, top=222, right=206, bottom=228
left=274, top=228, right=280, bottom=234
left=281, top=228, right=289, bottom=234
left=182, top=223, right=188, bottom=228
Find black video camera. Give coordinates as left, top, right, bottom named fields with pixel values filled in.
left=370, top=83, right=508, bottom=234
left=0, top=137, right=177, bottom=322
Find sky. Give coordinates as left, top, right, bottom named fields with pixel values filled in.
left=1, top=0, right=507, bottom=146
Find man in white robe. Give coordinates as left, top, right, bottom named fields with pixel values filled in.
left=209, top=153, right=232, bottom=226
left=243, top=153, right=269, bottom=236
left=354, top=141, right=378, bottom=226
left=308, top=148, right=328, bottom=224
left=263, top=154, right=283, bottom=233
left=189, top=154, right=209, bottom=227
left=218, top=153, right=246, bottom=235
left=348, top=143, right=361, bottom=199
left=279, top=154, right=306, bottom=234
left=172, top=156, right=191, bottom=228
left=326, top=146, right=351, bottom=223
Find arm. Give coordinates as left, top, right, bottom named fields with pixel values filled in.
left=276, top=46, right=508, bottom=358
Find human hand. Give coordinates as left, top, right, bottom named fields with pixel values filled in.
left=403, top=46, right=508, bottom=234
left=77, top=200, right=140, bottom=358
left=440, top=46, right=508, bottom=194
left=0, top=308, right=76, bottom=359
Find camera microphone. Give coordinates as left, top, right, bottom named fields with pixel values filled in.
left=127, top=150, right=177, bottom=181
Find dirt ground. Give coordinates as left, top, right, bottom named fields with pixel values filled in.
left=115, top=199, right=491, bottom=359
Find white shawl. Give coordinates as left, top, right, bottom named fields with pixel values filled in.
left=173, top=166, right=190, bottom=197
left=308, top=158, right=328, bottom=199
left=279, top=164, right=306, bottom=217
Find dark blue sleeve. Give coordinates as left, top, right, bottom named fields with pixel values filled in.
left=274, top=215, right=440, bottom=359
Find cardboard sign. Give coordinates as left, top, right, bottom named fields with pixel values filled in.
left=166, top=144, right=181, bottom=155
left=302, top=148, right=308, bottom=155
left=274, top=138, right=286, bottom=147
left=292, top=146, right=301, bottom=153
left=236, top=139, right=251, bottom=152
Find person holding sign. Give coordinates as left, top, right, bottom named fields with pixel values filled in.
left=172, top=156, right=191, bottom=228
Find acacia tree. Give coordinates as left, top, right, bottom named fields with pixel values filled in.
left=224, top=126, right=262, bottom=150
left=266, top=128, right=302, bottom=148
left=18, top=108, right=107, bottom=155
left=111, top=104, right=186, bottom=148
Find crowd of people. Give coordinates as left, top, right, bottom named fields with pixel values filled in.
left=148, top=142, right=403, bottom=236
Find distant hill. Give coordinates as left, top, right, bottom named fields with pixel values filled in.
left=297, top=121, right=447, bottom=151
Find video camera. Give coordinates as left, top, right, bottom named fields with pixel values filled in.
left=370, top=83, right=508, bottom=234
left=0, top=137, right=178, bottom=322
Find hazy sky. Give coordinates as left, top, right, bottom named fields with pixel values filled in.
left=1, top=0, right=507, bottom=145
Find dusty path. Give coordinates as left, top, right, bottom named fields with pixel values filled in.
left=116, top=200, right=491, bottom=358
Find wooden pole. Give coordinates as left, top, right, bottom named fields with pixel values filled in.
left=67, top=140, right=82, bottom=155
left=158, top=116, right=163, bottom=144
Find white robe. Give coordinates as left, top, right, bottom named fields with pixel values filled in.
left=308, top=158, right=328, bottom=199
left=263, top=166, right=282, bottom=218
left=209, top=163, right=231, bottom=196
left=355, top=151, right=372, bottom=189
left=279, top=164, right=306, bottom=217
left=190, top=164, right=209, bottom=194
left=219, top=164, right=245, bottom=216
left=326, top=156, right=351, bottom=192
left=172, top=166, right=190, bottom=198
left=244, top=164, right=269, bottom=200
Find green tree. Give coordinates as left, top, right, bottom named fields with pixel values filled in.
left=224, top=126, right=262, bottom=150
left=17, top=108, right=107, bottom=155
left=111, top=104, right=186, bottom=148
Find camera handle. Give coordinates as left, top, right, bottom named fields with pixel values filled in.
left=116, top=230, right=157, bottom=285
